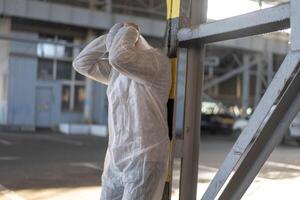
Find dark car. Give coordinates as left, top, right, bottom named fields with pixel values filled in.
left=201, top=113, right=235, bottom=134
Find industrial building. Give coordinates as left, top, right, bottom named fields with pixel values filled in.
left=0, top=0, right=294, bottom=132
left=1, top=0, right=300, bottom=200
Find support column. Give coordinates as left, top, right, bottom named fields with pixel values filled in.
left=179, top=0, right=207, bottom=199
left=106, top=0, right=112, bottom=12
left=242, top=55, right=251, bottom=114
left=83, top=30, right=95, bottom=123
left=267, top=52, right=274, bottom=84
left=0, top=17, right=11, bottom=124
left=254, top=61, right=263, bottom=106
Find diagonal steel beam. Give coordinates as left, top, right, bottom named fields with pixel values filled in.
left=218, top=65, right=300, bottom=200
left=204, top=58, right=261, bottom=90
left=201, top=51, right=300, bottom=200
left=177, top=3, right=290, bottom=46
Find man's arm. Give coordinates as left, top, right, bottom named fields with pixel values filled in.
left=73, top=35, right=111, bottom=85
left=108, top=26, right=162, bottom=86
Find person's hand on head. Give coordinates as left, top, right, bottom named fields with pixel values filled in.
left=124, top=22, right=139, bottom=32
left=106, top=23, right=124, bottom=51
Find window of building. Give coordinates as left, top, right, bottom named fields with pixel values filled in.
left=75, top=72, right=85, bottom=81
left=74, top=85, right=85, bottom=112
left=61, top=83, right=86, bottom=112
left=37, top=58, right=54, bottom=80
left=57, top=61, right=72, bottom=80
left=37, top=34, right=56, bottom=58
left=56, top=36, right=73, bottom=58
left=37, top=33, right=86, bottom=113
left=61, top=85, right=71, bottom=111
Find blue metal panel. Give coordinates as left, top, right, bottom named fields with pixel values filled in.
left=36, top=81, right=84, bottom=126
left=7, top=55, right=37, bottom=126
left=35, top=86, right=53, bottom=127
left=7, top=31, right=37, bottom=127
left=10, top=32, right=37, bottom=54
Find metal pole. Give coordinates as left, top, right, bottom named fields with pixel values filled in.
left=204, top=59, right=260, bottom=91
left=254, top=60, right=263, bottom=106
left=83, top=30, right=95, bottom=123
left=267, top=52, right=274, bottom=84
left=105, top=0, right=112, bottom=12
left=179, top=0, right=207, bottom=199
left=242, top=55, right=251, bottom=114
left=162, top=0, right=181, bottom=199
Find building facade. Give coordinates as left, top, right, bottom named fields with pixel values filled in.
left=0, top=0, right=290, bottom=131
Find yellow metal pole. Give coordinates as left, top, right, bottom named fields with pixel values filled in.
left=162, top=0, right=181, bottom=199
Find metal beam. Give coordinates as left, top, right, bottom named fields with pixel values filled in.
left=242, top=55, right=251, bottom=113
left=179, top=0, right=207, bottom=199
left=218, top=67, right=300, bottom=200
left=267, top=51, right=274, bottom=84
left=0, top=0, right=165, bottom=37
left=254, top=60, right=264, bottom=106
left=290, top=0, right=300, bottom=50
left=0, top=33, right=82, bottom=48
left=203, top=59, right=260, bottom=90
left=201, top=51, right=300, bottom=200
left=178, top=3, right=290, bottom=46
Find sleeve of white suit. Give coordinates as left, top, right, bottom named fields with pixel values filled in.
left=73, top=35, right=111, bottom=85
left=108, top=26, right=160, bottom=86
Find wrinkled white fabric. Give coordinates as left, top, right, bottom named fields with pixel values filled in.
left=106, top=23, right=123, bottom=51
left=73, top=25, right=171, bottom=200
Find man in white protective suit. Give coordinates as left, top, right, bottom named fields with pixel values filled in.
left=73, top=22, right=171, bottom=200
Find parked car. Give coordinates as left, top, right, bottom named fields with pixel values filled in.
left=201, top=113, right=235, bottom=134
left=233, top=117, right=249, bottom=135
left=232, top=111, right=300, bottom=144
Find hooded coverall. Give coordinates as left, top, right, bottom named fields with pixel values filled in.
left=73, top=25, right=171, bottom=200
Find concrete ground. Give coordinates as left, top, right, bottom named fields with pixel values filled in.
left=0, top=131, right=299, bottom=200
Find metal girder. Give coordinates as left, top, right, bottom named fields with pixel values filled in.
left=0, top=33, right=81, bottom=48
left=218, top=65, right=300, bottom=200
left=177, top=3, right=290, bottom=46
left=179, top=0, right=207, bottom=199
left=290, top=0, right=300, bottom=50
left=201, top=51, right=300, bottom=200
left=203, top=58, right=261, bottom=90
left=254, top=61, right=264, bottom=106
left=242, top=55, right=251, bottom=112
left=0, top=0, right=165, bottom=37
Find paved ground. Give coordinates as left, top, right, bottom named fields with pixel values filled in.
left=0, top=131, right=299, bottom=200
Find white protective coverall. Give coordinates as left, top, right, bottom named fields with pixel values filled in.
left=73, top=24, right=171, bottom=200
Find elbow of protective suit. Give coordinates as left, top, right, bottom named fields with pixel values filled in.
left=72, top=58, right=88, bottom=77
left=72, top=59, right=81, bottom=72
